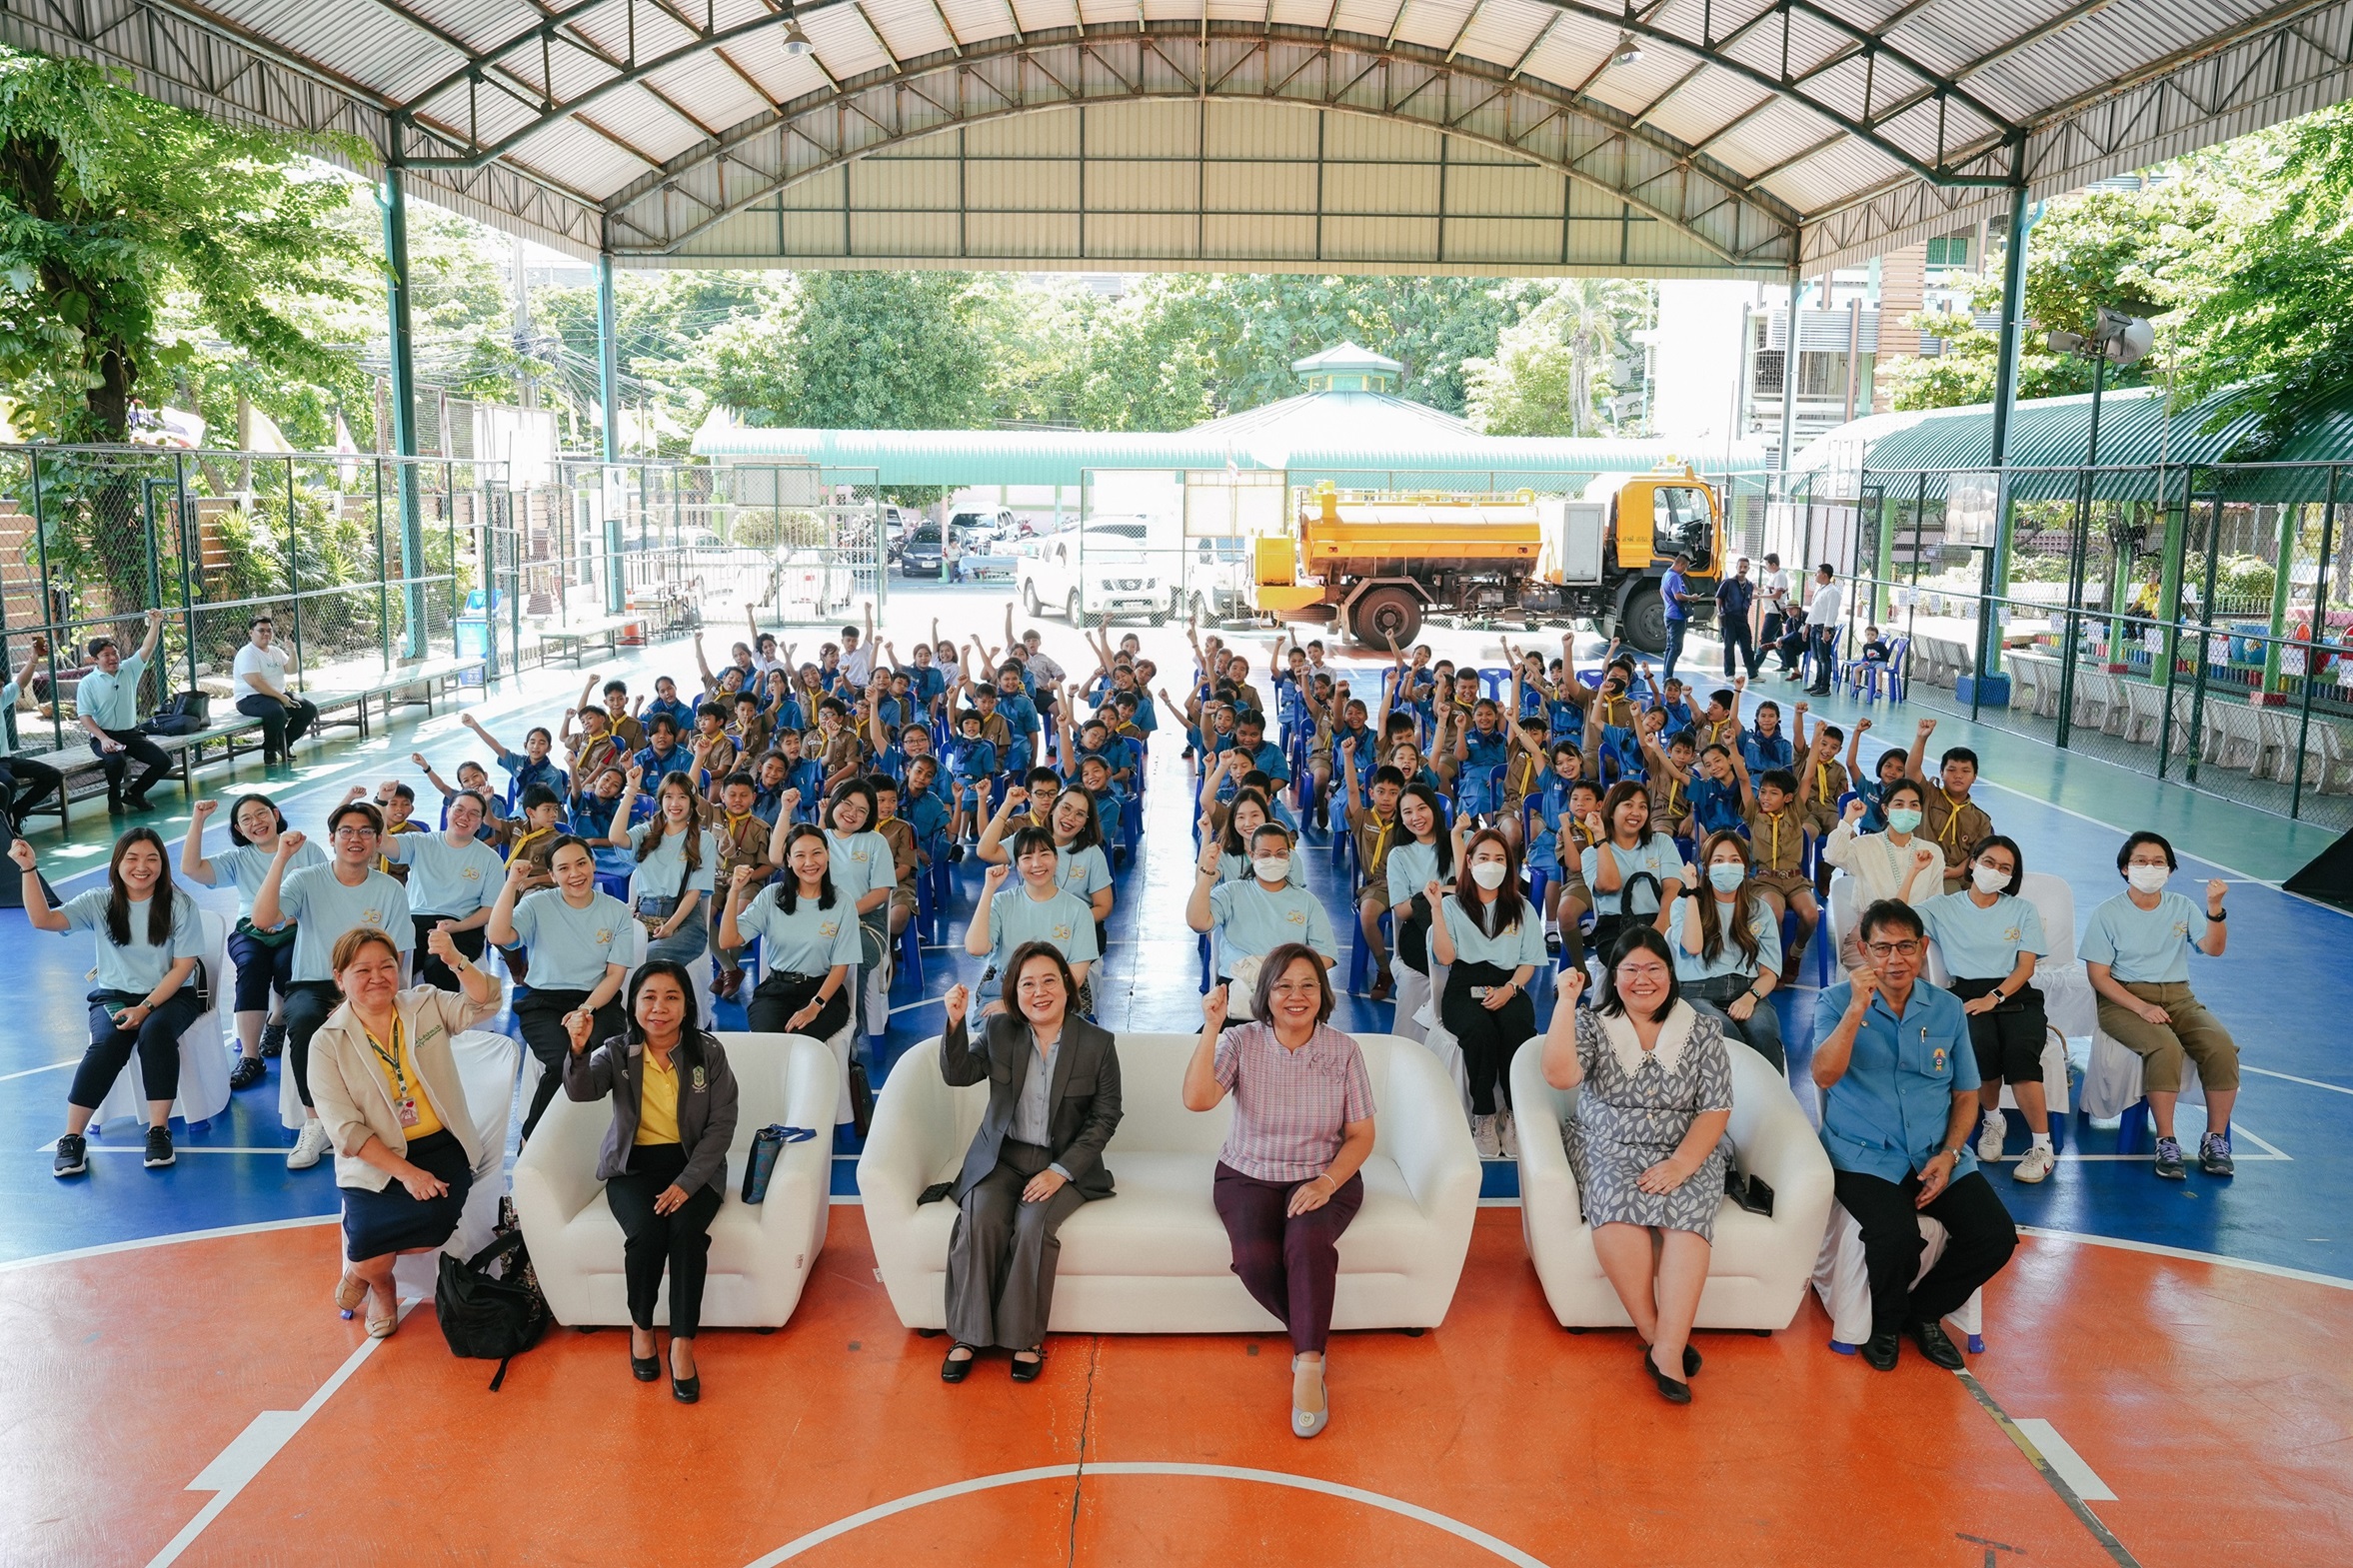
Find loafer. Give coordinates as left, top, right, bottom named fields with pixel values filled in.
left=1642, top=1339, right=1701, bottom=1377
left=334, top=1273, right=368, bottom=1316
left=1908, top=1318, right=1965, bottom=1371
left=1861, top=1331, right=1900, bottom=1371
left=1011, top=1348, right=1045, bottom=1384
left=1290, top=1355, right=1329, bottom=1437
left=941, top=1344, right=978, bottom=1383
left=1642, top=1346, right=1691, bottom=1405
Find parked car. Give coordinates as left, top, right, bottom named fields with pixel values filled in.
left=949, top=508, right=1014, bottom=549
left=1017, top=515, right=1173, bottom=625
left=1183, top=537, right=1252, bottom=624
left=901, top=521, right=958, bottom=578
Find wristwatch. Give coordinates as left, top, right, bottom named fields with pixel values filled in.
left=2207, top=907, right=2227, bottom=921
left=1937, top=1144, right=1966, bottom=1162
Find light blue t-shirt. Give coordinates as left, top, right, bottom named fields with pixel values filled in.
left=1384, top=837, right=1443, bottom=909
left=735, top=884, right=864, bottom=977
left=76, top=652, right=146, bottom=732
left=210, top=840, right=326, bottom=921
left=277, top=864, right=414, bottom=984
left=627, top=822, right=719, bottom=901
left=1207, top=878, right=1336, bottom=975
left=1057, top=842, right=1113, bottom=901
left=1581, top=836, right=1683, bottom=915
left=1218, top=847, right=1307, bottom=888
left=1919, top=890, right=2046, bottom=982
left=2081, top=889, right=2207, bottom=985
left=507, top=887, right=635, bottom=991
left=1666, top=892, right=1783, bottom=982
left=825, top=827, right=895, bottom=907
left=385, top=831, right=507, bottom=917
left=987, top=884, right=1102, bottom=974
left=61, top=886, right=205, bottom=994
left=1439, top=892, right=1547, bottom=969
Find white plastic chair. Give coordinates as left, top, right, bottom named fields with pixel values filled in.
left=92, top=909, right=232, bottom=1134
left=1810, top=1202, right=1985, bottom=1354
left=392, top=1029, right=522, bottom=1298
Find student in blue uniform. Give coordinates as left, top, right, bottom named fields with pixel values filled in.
left=381, top=788, right=508, bottom=990
left=634, top=715, right=695, bottom=787
left=17, top=827, right=207, bottom=1176
left=463, top=713, right=566, bottom=803
left=486, top=835, right=634, bottom=1141
left=180, top=791, right=326, bottom=1089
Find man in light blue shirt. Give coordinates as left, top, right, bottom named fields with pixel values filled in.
left=1810, top=897, right=2016, bottom=1373
left=77, top=609, right=173, bottom=812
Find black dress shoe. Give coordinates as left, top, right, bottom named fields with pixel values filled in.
left=941, top=1344, right=978, bottom=1383
left=1011, top=1348, right=1045, bottom=1383
left=1640, top=1339, right=1702, bottom=1377
left=1861, top=1330, right=1901, bottom=1371
left=1642, top=1347, right=1691, bottom=1404
left=631, top=1329, right=660, bottom=1381
left=1908, top=1318, right=1966, bottom=1371
left=671, top=1372, right=700, bottom=1403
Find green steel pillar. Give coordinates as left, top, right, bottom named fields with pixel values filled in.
left=597, top=251, right=626, bottom=615
left=378, top=144, right=427, bottom=659
left=1874, top=490, right=1897, bottom=622
left=2262, top=503, right=2298, bottom=690
left=1980, top=169, right=2034, bottom=682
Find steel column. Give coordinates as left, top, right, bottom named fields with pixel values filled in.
left=1979, top=171, right=2032, bottom=688
left=380, top=144, right=428, bottom=659
left=597, top=250, right=626, bottom=616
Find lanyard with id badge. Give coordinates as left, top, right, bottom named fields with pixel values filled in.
left=366, top=1017, right=423, bottom=1128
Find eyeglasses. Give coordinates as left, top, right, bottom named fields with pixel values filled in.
left=1863, top=940, right=1922, bottom=958
left=332, top=826, right=378, bottom=840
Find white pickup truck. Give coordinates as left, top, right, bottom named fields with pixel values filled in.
left=1016, top=515, right=1174, bottom=625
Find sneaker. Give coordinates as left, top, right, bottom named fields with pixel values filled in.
left=2199, top=1131, right=2235, bottom=1177
left=1495, top=1107, right=1520, bottom=1159
left=229, top=1054, right=266, bottom=1091
left=1471, top=1115, right=1502, bottom=1158
left=259, top=1021, right=287, bottom=1058
left=2153, top=1135, right=2186, bottom=1179
left=2011, top=1144, right=2055, bottom=1184
left=287, top=1118, right=332, bottom=1170
left=143, top=1125, right=175, bottom=1168
left=1975, top=1111, right=2007, bottom=1162
left=1544, top=929, right=1562, bottom=957
left=53, top=1132, right=88, bottom=1178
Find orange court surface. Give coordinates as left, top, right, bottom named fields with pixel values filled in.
left=10, top=1206, right=2346, bottom=1567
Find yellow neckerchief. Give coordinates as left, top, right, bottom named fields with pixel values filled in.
left=1814, top=761, right=1838, bottom=805
left=1664, top=774, right=1684, bottom=814
left=723, top=809, right=759, bottom=852
left=1511, top=754, right=1538, bottom=795
left=1363, top=812, right=1396, bottom=873
left=1931, top=784, right=1971, bottom=847
left=1569, top=818, right=1600, bottom=851
left=1760, top=807, right=1789, bottom=866
left=509, top=823, right=552, bottom=862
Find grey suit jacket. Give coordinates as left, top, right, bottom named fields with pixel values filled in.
left=941, top=1011, right=1121, bottom=1203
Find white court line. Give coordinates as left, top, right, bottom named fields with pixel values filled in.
left=0, top=1214, right=336, bottom=1275
left=2012, top=1419, right=2116, bottom=1501
left=0, top=1058, right=78, bottom=1082
left=35, top=1142, right=300, bottom=1157
left=2019, top=1226, right=2353, bottom=1291
left=2243, top=1064, right=2353, bottom=1096
left=147, top=1295, right=422, bottom=1567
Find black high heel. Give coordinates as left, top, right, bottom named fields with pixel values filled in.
left=670, top=1339, right=700, bottom=1403
left=631, top=1327, right=659, bottom=1382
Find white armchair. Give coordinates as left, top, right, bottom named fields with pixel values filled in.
left=513, top=1030, right=836, bottom=1328
left=1511, top=1032, right=1835, bottom=1330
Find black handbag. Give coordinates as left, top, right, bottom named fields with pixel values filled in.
left=435, top=1229, right=551, bottom=1390
left=849, top=1058, right=874, bottom=1138
left=1587, top=870, right=1663, bottom=962
left=740, top=1123, right=817, bottom=1202
left=141, top=691, right=211, bottom=736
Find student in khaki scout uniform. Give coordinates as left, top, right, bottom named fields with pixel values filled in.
left=1792, top=705, right=1851, bottom=837
left=812, top=699, right=866, bottom=792
left=355, top=782, right=428, bottom=886
left=1637, top=719, right=1699, bottom=846
left=1905, top=717, right=1995, bottom=896
left=688, top=704, right=738, bottom=791
left=568, top=708, right=628, bottom=786
left=871, top=774, right=922, bottom=938
left=1338, top=744, right=1403, bottom=998
left=1730, top=750, right=1820, bottom=967
left=708, top=771, right=776, bottom=999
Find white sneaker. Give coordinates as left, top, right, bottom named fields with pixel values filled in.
left=1495, top=1108, right=1521, bottom=1159
left=1975, top=1111, right=2006, bottom=1162
left=287, top=1118, right=332, bottom=1170
left=2012, top=1144, right=2056, bottom=1184
left=1471, top=1115, right=1501, bottom=1158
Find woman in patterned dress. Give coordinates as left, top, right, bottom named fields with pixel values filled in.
left=1539, top=925, right=1735, bottom=1405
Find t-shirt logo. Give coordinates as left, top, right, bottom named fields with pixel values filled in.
left=820, top=919, right=839, bottom=937
left=462, top=866, right=481, bottom=881
left=1052, top=921, right=1074, bottom=941
left=2002, top=924, right=2020, bottom=942
left=1284, top=909, right=1306, bottom=926
left=361, top=908, right=383, bottom=926
left=595, top=927, right=615, bottom=946
left=2172, top=920, right=2189, bottom=938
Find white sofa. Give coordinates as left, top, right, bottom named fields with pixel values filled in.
left=513, top=1030, right=837, bottom=1328
left=1511, top=1032, right=1836, bottom=1330
left=859, top=1030, right=1482, bottom=1334
left=391, top=1029, right=519, bottom=1299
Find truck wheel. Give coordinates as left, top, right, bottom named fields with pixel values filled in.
left=1350, top=588, right=1421, bottom=653
left=1066, top=590, right=1084, bottom=624
left=1619, top=583, right=1668, bottom=655
left=1022, top=580, right=1042, bottom=617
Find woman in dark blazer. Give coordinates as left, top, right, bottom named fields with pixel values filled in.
left=562, top=958, right=740, bottom=1403
left=938, top=939, right=1122, bottom=1384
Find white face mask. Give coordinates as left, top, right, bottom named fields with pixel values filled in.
left=1971, top=864, right=2009, bottom=895
left=2126, top=862, right=2170, bottom=893
left=1470, top=860, right=1508, bottom=889
left=1252, top=855, right=1292, bottom=884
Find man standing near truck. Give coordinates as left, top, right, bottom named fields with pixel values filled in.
left=1716, top=558, right=1760, bottom=679
left=1659, top=554, right=1697, bottom=683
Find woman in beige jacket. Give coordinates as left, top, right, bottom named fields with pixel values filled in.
left=308, top=923, right=503, bottom=1337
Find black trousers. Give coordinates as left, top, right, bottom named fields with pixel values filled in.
left=71, top=988, right=205, bottom=1110
left=515, top=987, right=627, bottom=1140
left=0, top=755, right=63, bottom=820
left=237, top=693, right=319, bottom=759
left=410, top=917, right=486, bottom=993
left=605, top=1140, right=724, bottom=1336
left=282, top=980, right=342, bottom=1108
left=91, top=728, right=171, bottom=803
left=1833, top=1167, right=2017, bottom=1340
left=1719, top=616, right=1759, bottom=678
left=1439, top=959, right=1537, bottom=1116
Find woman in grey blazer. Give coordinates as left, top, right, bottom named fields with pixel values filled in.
left=562, top=958, right=740, bottom=1403
left=939, top=940, right=1122, bottom=1384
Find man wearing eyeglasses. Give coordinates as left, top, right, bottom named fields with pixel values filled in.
left=1811, top=898, right=2017, bottom=1373
left=250, top=800, right=416, bottom=1173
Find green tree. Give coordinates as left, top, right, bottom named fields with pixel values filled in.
left=682, top=271, right=992, bottom=432
left=1463, top=279, right=1650, bottom=435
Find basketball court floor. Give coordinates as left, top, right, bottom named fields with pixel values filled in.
left=3, top=624, right=2346, bottom=1567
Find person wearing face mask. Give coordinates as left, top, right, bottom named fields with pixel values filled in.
left=1667, top=831, right=1784, bottom=1070
left=2083, top=831, right=2238, bottom=1180
left=1427, top=829, right=1544, bottom=1157
left=1918, top=836, right=2053, bottom=1183
left=1821, top=778, right=1944, bottom=968
left=1187, top=822, right=1336, bottom=998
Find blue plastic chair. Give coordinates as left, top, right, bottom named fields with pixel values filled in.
left=1346, top=906, right=1392, bottom=995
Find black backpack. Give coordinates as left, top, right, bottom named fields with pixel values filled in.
left=435, top=1229, right=551, bottom=1389
left=141, top=691, right=211, bottom=737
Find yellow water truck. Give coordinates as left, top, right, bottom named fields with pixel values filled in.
left=1251, top=465, right=1726, bottom=653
